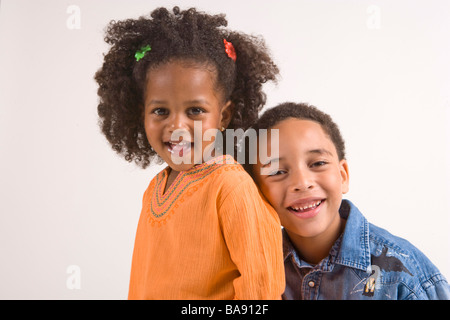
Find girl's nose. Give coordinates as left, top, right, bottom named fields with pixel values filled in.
left=168, top=113, right=188, bottom=132
left=166, top=113, right=193, bottom=143
left=289, top=169, right=314, bottom=192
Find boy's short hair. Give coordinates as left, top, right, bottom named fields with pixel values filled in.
left=246, top=102, right=346, bottom=171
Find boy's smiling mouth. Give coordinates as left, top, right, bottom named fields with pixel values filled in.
left=286, top=198, right=325, bottom=218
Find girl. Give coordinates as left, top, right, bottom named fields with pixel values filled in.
left=94, top=7, right=285, bottom=299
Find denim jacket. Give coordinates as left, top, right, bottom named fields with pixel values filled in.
left=283, top=199, right=450, bottom=300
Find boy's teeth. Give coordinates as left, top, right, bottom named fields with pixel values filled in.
left=290, top=200, right=322, bottom=212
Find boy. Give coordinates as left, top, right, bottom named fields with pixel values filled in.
left=245, top=102, right=450, bottom=300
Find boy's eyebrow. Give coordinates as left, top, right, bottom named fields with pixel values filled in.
left=261, top=150, right=333, bottom=166
left=261, top=157, right=282, bottom=168
left=308, top=148, right=333, bottom=156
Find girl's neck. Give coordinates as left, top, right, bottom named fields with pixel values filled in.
left=163, top=154, right=231, bottom=194
left=164, top=168, right=180, bottom=194
left=287, top=216, right=346, bottom=265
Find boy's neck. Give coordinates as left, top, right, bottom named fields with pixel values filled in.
left=287, top=215, right=346, bottom=265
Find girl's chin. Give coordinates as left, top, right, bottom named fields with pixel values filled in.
left=166, top=160, right=196, bottom=172
left=166, top=154, right=204, bottom=172
left=166, top=146, right=220, bottom=170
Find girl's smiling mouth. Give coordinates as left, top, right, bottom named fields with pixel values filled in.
left=165, top=140, right=193, bottom=157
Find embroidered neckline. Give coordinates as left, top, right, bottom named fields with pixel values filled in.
left=146, top=155, right=238, bottom=226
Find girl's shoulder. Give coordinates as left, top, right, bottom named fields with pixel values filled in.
left=201, top=155, right=253, bottom=184
left=181, top=155, right=257, bottom=199
left=144, top=155, right=253, bottom=197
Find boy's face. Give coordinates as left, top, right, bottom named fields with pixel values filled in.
left=253, top=118, right=349, bottom=240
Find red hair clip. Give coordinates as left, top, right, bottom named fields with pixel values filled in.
left=223, top=39, right=236, bottom=62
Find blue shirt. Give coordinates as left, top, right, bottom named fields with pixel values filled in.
left=282, top=199, right=450, bottom=300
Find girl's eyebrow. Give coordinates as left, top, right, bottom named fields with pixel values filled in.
left=146, top=99, right=166, bottom=107
left=184, top=99, right=210, bottom=106
left=146, top=99, right=210, bottom=107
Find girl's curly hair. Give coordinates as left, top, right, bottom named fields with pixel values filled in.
left=94, top=6, right=279, bottom=168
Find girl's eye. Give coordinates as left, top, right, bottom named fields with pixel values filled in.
left=188, top=107, right=205, bottom=116
left=152, top=108, right=168, bottom=116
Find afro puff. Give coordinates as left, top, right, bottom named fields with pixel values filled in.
left=94, top=6, right=279, bottom=168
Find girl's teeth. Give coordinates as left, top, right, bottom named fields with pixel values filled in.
left=167, top=141, right=192, bottom=155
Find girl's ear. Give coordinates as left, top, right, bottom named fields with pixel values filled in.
left=339, top=159, right=350, bottom=194
left=140, top=104, right=146, bottom=123
left=220, top=100, right=234, bottom=129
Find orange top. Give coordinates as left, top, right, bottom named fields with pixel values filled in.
left=128, top=155, right=285, bottom=300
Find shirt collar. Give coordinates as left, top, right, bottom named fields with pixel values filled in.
left=282, top=199, right=371, bottom=272
left=282, top=229, right=299, bottom=262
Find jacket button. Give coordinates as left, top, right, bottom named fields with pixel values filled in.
left=308, top=281, right=315, bottom=288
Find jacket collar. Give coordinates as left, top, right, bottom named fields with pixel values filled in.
left=334, top=199, right=371, bottom=271
left=283, top=199, right=371, bottom=272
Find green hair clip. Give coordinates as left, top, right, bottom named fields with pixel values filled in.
left=135, top=44, right=151, bottom=62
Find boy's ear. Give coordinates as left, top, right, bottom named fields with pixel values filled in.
left=220, top=100, right=234, bottom=129
left=339, top=159, right=350, bottom=194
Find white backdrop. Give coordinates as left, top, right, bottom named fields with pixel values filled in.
left=1, top=0, right=449, bottom=299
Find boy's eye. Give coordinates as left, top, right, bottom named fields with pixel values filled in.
left=311, top=161, right=328, bottom=168
left=268, top=169, right=287, bottom=176
left=187, top=107, right=205, bottom=116
left=152, top=108, right=168, bottom=116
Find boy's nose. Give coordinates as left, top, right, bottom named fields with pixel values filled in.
left=289, top=169, right=314, bottom=192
